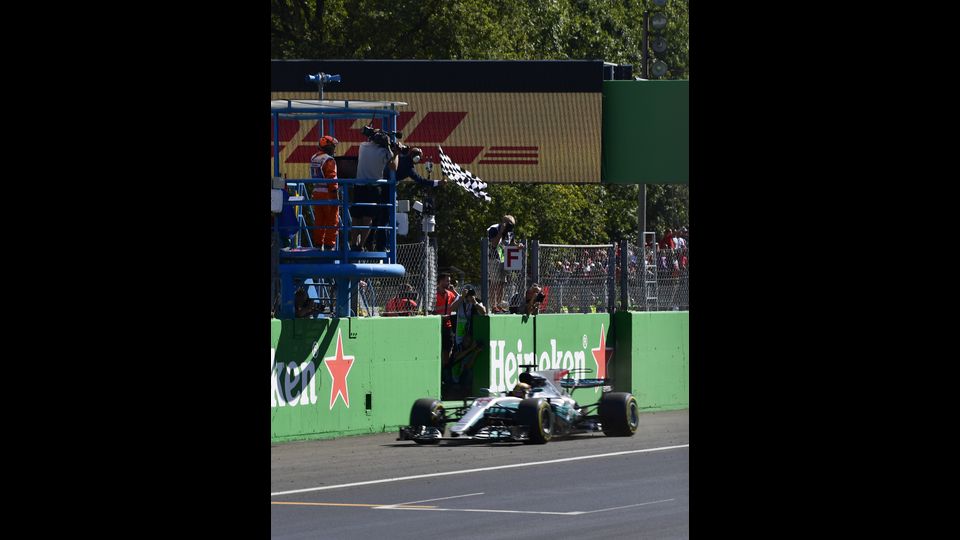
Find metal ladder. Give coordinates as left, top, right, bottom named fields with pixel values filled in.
left=290, top=180, right=337, bottom=316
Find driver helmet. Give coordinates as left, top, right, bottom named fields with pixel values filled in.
left=510, top=382, right=531, bottom=398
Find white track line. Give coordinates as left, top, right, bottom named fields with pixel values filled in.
left=271, top=444, right=689, bottom=497
left=374, top=492, right=484, bottom=509
left=577, top=499, right=676, bottom=514
left=378, top=498, right=675, bottom=516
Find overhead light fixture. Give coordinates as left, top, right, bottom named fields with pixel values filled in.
left=651, top=12, right=668, bottom=30
left=652, top=37, right=668, bottom=54
left=651, top=60, right=668, bottom=78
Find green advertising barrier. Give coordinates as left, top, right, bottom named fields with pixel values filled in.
left=271, top=317, right=440, bottom=442
left=613, top=311, right=688, bottom=410
left=532, top=313, right=616, bottom=405
left=469, top=312, right=687, bottom=410
left=468, top=314, right=536, bottom=396
left=270, top=311, right=687, bottom=442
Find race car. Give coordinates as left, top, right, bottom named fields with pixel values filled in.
left=398, top=365, right=639, bottom=444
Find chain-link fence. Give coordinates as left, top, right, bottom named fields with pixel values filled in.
left=621, top=242, right=688, bottom=311
left=537, top=244, right=615, bottom=314
left=480, top=239, right=687, bottom=314
left=358, top=240, right=437, bottom=316
left=276, top=236, right=687, bottom=318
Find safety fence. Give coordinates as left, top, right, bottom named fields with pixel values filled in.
left=484, top=239, right=688, bottom=313
left=536, top=244, right=615, bottom=314
left=624, top=243, right=689, bottom=312
left=273, top=238, right=687, bottom=318
left=362, top=240, right=437, bottom=316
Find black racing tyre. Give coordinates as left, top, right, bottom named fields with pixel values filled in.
left=518, top=398, right=554, bottom=444
left=599, top=392, right=639, bottom=436
left=410, top=398, right=445, bottom=444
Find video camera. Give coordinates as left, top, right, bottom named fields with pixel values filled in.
left=361, top=125, right=403, bottom=148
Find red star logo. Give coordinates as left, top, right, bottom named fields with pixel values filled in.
left=324, top=329, right=355, bottom=409
left=592, top=324, right=615, bottom=380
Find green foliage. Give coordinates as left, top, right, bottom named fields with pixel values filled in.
left=273, top=0, right=689, bottom=279
left=271, top=0, right=688, bottom=72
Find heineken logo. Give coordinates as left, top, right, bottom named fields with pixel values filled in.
left=270, top=328, right=355, bottom=410
left=487, top=327, right=615, bottom=393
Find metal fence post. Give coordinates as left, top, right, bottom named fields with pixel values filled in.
left=271, top=216, right=279, bottom=315
left=530, top=240, right=540, bottom=290
left=422, top=235, right=429, bottom=315
left=607, top=244, right=616, bottom=313
left=480, top=236, right=489, bottom=307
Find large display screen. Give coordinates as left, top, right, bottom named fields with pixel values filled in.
left=271, top=61, right=603, bottom=184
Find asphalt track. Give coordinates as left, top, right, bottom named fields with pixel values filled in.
left=272, top=409, right=689, bottom=540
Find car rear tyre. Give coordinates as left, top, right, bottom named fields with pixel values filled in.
left=518, top=398, right=554, bottom=444
left=410, top=398, right=445, bottom=444
left=599, top=392, right=639, bottom=436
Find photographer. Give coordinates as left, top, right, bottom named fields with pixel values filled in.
left=371, top=145, right=445, bottom=251
left=352, top=126, right=399, bottom=250
left=455, top=286, right=486, bottom=347
left=433, top=272, right=464, bottom=396
left=448, top=287, right=485, bottom=399
left=509, top=283, right=544, bottom=315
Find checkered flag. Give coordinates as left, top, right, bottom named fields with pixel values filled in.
left=438, top=146, right=491, bottom=202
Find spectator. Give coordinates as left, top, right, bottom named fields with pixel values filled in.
left=397, top=146, right=445, bottom=189
left=295, top=286, right=321, bottom=318
left=659, top=228, right=675, bottom=250
left=674, top=229, right=687, bottom=250
left=384, top=283, right=418, bottom=316
left=353, top=127, right=398, bottom=250
left=308, top=135, right=340, bottom=250
left=487, top=215, right=522, bottom=313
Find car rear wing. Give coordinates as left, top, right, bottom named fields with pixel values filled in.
left=559, top=377, right=608, bottom=388
left=518, top=366, right=613, bottom=394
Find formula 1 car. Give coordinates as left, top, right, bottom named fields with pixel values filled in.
left=398, top=365, right=639, bottom=444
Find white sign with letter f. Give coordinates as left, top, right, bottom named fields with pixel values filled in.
left=504, top=246, right=523, bottom=271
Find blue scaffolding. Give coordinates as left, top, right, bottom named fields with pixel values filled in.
left=272, top=97, right=407, bottom=318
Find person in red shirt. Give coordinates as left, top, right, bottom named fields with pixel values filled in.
left=384, top=284, right=418, bottom=316
left=309, top=135, right=340, bottom=250
left=659, top=228, right=675, bottom=251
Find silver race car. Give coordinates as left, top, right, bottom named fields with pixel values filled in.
left=398, top=365, right=639, bottom=444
